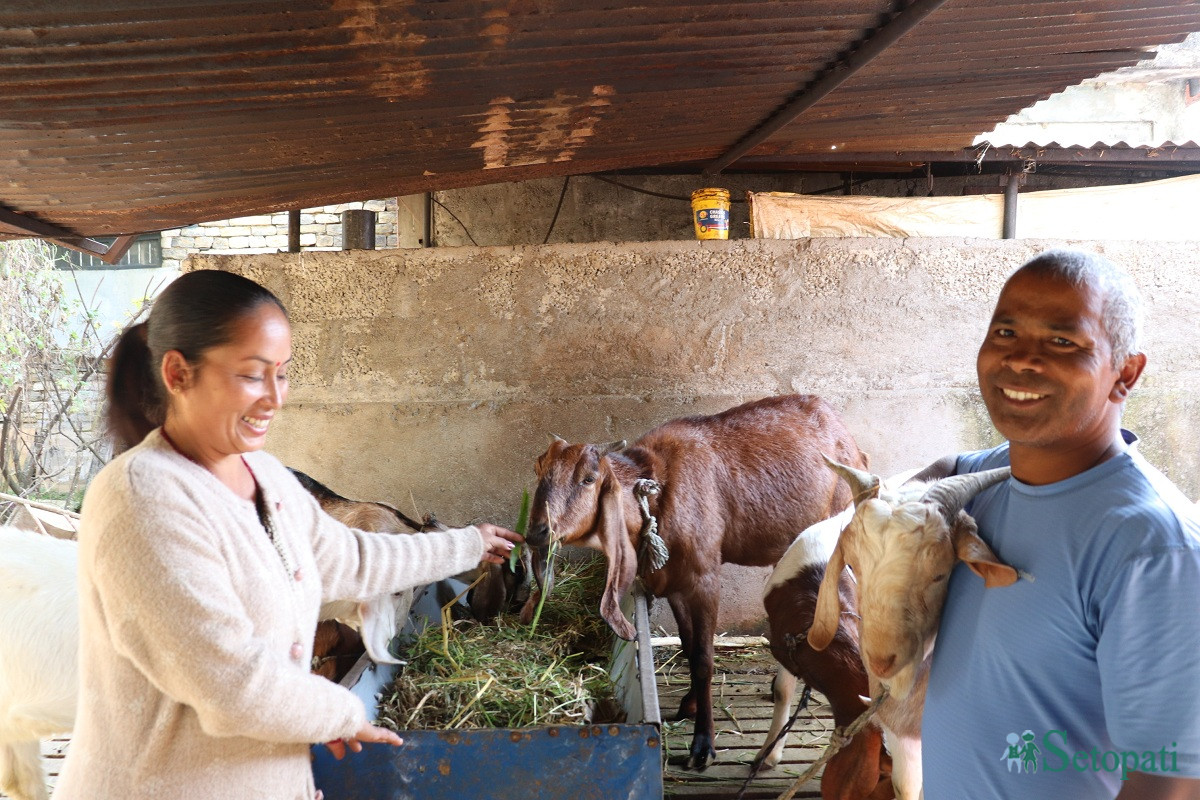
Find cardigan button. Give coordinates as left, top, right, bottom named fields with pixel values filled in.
left=293, top=569, right=303, bottom=582
left=290, top=642, right=304, bottom=660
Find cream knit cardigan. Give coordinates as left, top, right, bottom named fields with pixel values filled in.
left=52, top=429, right=486, bottom=800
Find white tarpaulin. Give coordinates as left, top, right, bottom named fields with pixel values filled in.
left=749, top=173, right=1200, bottom=241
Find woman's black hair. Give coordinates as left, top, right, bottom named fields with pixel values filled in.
left=106, top=269, right=287, bottom=450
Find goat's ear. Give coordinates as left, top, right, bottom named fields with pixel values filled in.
left=596, top=439, right=627, bottom=457
left=596, top=462, right=637, bottom=641
left=951, top=512, right=1018, bottom=588
left=807, top=540, right=847, bottom=652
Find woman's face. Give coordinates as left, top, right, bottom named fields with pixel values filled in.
left=167, top=303, right=292, bottom=459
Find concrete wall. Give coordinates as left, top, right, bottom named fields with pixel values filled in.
left=423, top=172, right=1146, bottom=248
left=193, top=238, right=1200, bottom=633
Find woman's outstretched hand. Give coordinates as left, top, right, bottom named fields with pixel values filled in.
left=477, top=523, right=523, bottom=564
left=324, top=723, right=403, bottom=760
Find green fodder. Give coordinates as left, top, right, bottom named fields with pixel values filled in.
left=376, top=555, right=623, bottom=731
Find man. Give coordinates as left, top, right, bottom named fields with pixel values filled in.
left=921, top=249, right=1200, bottom=799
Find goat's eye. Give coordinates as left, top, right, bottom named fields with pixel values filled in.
left=580, top=475, right=596, bottom=486
left=931, top=573, right=947, bottom=582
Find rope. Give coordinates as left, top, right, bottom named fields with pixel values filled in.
left=734, top=684, right=813, bottom=800
left=775, top=687, right=890, bottom=800
left=633, top=478, right=668, bottom=573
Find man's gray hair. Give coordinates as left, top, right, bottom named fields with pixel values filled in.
left=1015, top=249, right=1144, bottom=368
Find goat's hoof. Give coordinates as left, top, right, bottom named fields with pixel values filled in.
left=750, top=751, right=780, bottom=772
left=686, top=739, right=717, bottom=771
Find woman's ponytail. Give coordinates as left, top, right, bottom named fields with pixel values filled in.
left=105, top=321, right=164, bottom=452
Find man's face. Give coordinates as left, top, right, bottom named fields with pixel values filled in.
left=976, top=269, right=1125, bottom=454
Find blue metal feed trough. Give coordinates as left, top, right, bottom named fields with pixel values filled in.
left=312, top=588, right=663, bottom=800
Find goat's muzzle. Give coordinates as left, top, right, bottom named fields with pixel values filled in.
left=868, top=652, right=897, bottom=678
left=525, top=520, right=550, bottom=547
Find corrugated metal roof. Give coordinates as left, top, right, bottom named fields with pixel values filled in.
left=1, top=1, right=1199, bottom=241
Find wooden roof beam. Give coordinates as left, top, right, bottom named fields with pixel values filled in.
left=0, top=206, right=139, bottom=265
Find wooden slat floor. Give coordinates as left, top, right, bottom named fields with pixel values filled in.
left=0, top=737, right=70, bottom=799
left=656, top=643, right=832, bottom=800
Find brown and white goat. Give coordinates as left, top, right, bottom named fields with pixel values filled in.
left=292, top=469, right=522, bottom=666
left=290, top=468, right=430, bottom=666
left=756, top=504, right=891, bottom=799
left=807, top=459, right=1017, bottom=800
left=526, top=394, right=867, bottom=769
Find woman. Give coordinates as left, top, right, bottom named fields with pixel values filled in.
left=53, top=269, right=521, bottom=800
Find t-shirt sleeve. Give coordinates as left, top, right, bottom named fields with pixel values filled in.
left=1095, top=545, right=1200, bottom=776
left=955, top=447, right=1009, bottom=475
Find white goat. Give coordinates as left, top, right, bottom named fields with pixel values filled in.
left=807, top=459, right=1018, bottom=800
left=0, top=527, right=78, bottom=800
left=755, top=469, right=919, bottom=788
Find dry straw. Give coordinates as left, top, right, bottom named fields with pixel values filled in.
left=376, top=554, right=623, bottom=731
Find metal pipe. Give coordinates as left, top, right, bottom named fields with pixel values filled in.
left=703, top=0, right=952, bottom=175
left=1003, top=175, right=1019, bottom=239
left=341, top=209, right=376, bottom=250
left=288, top=209, right=301, bottom=252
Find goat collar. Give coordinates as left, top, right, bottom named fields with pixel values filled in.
left=633, top=478, right=669, bottom=574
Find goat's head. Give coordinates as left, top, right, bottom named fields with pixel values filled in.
left=529, top=434, right=637, bottom=640
left=808, top=458, right=1017, bottom=698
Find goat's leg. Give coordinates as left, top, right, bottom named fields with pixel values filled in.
left=667, top=594, right=699, bottom=720
left=0, top=740, right=50, bottom=800
left=683, top=594, right=719, bottom=770
left=885, top=730, right=923, bottom=800
left=823, top=725, right=889, bottom=800
left=751, top=667, right=796, bottom=770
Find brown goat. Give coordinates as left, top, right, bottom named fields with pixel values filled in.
left=526, top=394, right=867, bottom=769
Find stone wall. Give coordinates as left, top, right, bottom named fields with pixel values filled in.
left=160, top=199, right=401, bottom=271
left=193, top=238, right=1200, bottom=633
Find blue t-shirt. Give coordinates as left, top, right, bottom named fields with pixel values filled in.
left=923, top=432, right=1200, bottom=799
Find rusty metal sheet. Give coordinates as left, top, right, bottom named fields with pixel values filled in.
left=1, top=0, right=1198, bottom=238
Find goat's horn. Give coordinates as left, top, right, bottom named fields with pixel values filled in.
left=920, top=467, right=1011, bottom=521
left=595, top=439, right=627, bottom=457
left=823, top=454, right=880, bottom=504
left=549, top=433, right=567, bottom=444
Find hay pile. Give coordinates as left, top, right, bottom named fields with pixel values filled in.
left=376, top=555, right=624, bottom=731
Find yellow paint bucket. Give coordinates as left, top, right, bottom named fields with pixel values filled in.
left=691, top=188, right=731, bottom=240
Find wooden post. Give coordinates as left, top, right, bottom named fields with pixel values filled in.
left=288, top=209, right=301, bottom=252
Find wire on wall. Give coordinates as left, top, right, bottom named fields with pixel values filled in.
left=430, top=195, right=478, bottom=246
left=543, top=176, right=571, bottom=244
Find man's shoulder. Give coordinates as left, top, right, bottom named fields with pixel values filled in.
left=1115, top=452, right=1200, bottom=549
left=956, top=442, right=1011, bottom=474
